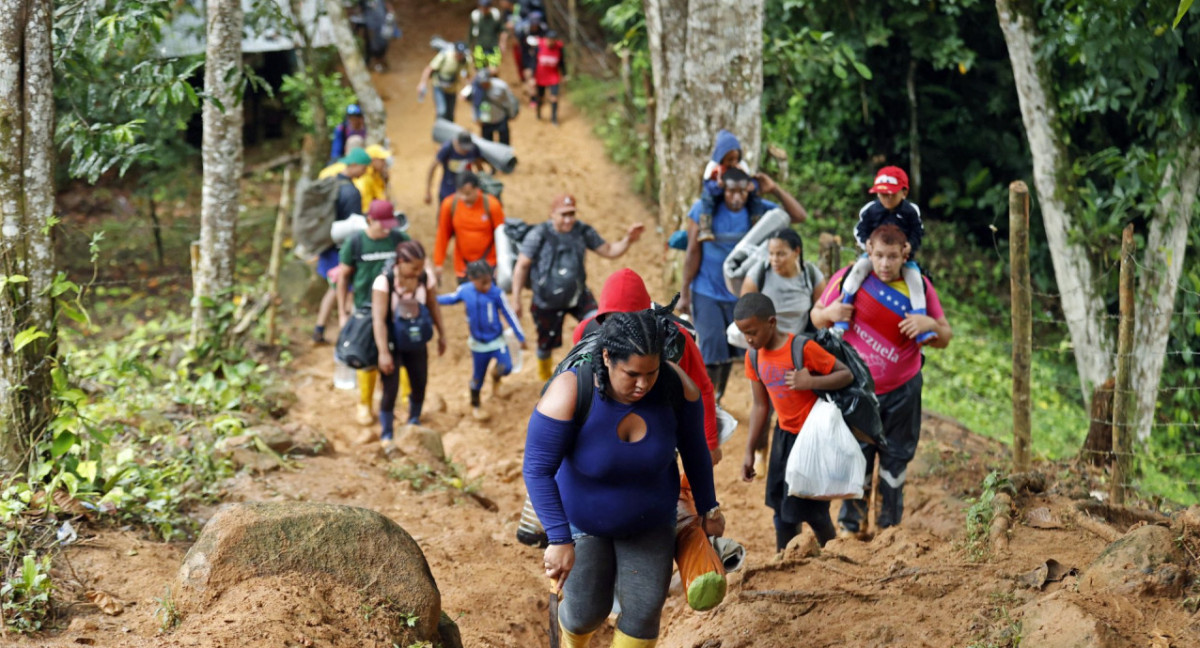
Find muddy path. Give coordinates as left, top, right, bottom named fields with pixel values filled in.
left=17, top=0, right=1200, bottom=646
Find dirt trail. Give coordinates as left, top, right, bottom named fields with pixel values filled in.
left=19, top=1, right=1200, bottom=646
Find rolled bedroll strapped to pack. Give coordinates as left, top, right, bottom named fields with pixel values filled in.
left=432, top=118, right=518, bottom=174
left=429, top=35, right=451, bottom=51
left=721, top=208, right=791, bottom=284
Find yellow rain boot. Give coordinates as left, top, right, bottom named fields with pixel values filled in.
left=560, top=622, right=595, bottom=648
left=399, top=367, right=411, bottom=405
left=537, top=356, right=555, bottom=382
left=611, top=629, right=657, bottom=648
left=356, top=369, right=378, bottom=424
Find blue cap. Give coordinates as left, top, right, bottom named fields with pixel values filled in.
left=346, top=103, right=363, bottom=116
left=454, top=41, right=468, bottom=54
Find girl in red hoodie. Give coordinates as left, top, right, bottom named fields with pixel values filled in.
left=533, top=30, right=566, bottom=124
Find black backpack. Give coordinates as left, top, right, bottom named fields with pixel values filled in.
left=748, top=330, right=887, bottom=450
left=532, top=223, right=584, bottom=310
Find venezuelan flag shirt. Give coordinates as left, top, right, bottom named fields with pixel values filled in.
left=819, top=267, right=943, bottom=395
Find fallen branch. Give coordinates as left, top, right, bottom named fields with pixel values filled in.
left=990, top=492, right=1013, bottom=554
left=243, top=151, right=301, bottom=177
left=1069, top=505, right=1121, bottom=543
left=740, top=588, right=877, bottom=604
left=230, top=292, right=274, bottom=339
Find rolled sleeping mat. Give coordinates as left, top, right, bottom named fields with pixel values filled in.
left=429, top=35, right=451, bottom=52
left=330, top=214, right=367, bottom=246
left=721, top=208, right=791, bottom=281
left=432, top=118, right=518, bottom=174
left=493, top=224, right=515, bottom=291
left=724, top=244, right=767, bottom=297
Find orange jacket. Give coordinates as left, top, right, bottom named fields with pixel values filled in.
left=434, top=193, right=506, bottom=277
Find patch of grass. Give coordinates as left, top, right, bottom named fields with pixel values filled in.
left=154, top=585, right=180, bottom=633
left=386, top=460, right=480, bottom=496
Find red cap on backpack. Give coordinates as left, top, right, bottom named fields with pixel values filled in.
left=868, top=166, right=909, bottom=195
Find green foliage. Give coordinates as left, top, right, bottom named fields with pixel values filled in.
left=386, top=460, right=480, bottom=495
left=281, top=68, right=360, bottom=135
left=154, top=585, right=180, bottom=632
left=53, top=0, right=204, bottom=183
left=1, top=554, right=54, bottom=634
left=964, top=471, right=1011, bottom=561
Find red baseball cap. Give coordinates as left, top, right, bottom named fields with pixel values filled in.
left=550, top=194, right=578, bottom=215
left=368, top=199, right=399, bottom=229
left=868, top=166, right=909, bottom=195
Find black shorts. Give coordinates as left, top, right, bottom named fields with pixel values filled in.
left=531, top=290, right=598, bottom=352
left=536, top=84, right=560, bottom=100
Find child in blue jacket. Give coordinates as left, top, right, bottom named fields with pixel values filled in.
left=438, top=260, right=528, bottom=420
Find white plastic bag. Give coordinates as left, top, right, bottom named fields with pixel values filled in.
left=725, top=321, right=749, bottom=349
left=504, top=327, right=523, bottom=374
left=785, top=398, right=867, bottom=500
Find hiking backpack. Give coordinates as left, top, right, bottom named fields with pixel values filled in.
left=531, top=222, right=585, bottom=310
left=748, top=330, right=887, bottom=451
left=292, top=175, right=352, bottom=259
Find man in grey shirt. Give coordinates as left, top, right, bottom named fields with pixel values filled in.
left=510, top=193, right=645, bottom=380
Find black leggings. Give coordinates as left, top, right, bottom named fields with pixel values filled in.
left=560, top=524, right=675, bottom=640
left=381, top=346, right=428, bottom=421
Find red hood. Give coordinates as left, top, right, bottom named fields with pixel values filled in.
left=597, top=268, right=651, bottom=316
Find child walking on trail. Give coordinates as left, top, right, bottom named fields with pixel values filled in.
left=835, top=165, right=934, bottom=344
left=734, top=292, right=853, bottom=551
left=438, top=260, right=527, bottom=421
left=372, top=240, right=447, bottom=441
left=696, top=129, right=763, bottom=243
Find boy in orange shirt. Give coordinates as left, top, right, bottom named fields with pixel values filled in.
left=735, top=292, right=852, bottom=551
left=433, top=171, right=506, bottom=286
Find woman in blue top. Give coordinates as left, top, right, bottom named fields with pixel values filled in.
left=523, top=309, right=725, bottom=648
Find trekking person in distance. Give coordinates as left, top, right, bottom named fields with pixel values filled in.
left=313, top=147, right=371, bottom=343
left=418, top=41, right=470, bottom=122
left=433, top=171, right=506, bottom=287
left=425, top=131, right=485, bottom=206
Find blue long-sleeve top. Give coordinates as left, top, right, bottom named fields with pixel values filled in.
left=856, top=199, right=924, bottom=252
left=436, top=282, right=525, bottom=345
left=329, top=120, right=368, bottom=163
left=523, top=368, right=717, bottom=544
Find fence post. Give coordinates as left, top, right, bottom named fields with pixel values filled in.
left=818, top=233, right=841, bottom=279
left=1110, top=223, right=1136, bottom=505
left=265, top=166, right=292, bottom=345
left=1009, top=181, right=1032, bottom=472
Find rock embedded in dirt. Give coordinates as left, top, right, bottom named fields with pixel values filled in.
left=249, top=422, right=330, bottom=456
left=1078, top=524, right=1186, bottom=597
left=176, top=501, right=443, bottom=642
left=1018, top=591, right=1128, bottom=648
left=396, top=423, right=445, bottom=460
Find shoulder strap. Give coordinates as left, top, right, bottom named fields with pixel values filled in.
left=351, top=232, right=364, bottom=263
left=754, top=257, right=769, bottom=289
left=572, top=363, right=594, bottom=429
left=791, top=334, right=807, bottom=372
left=749, top=348, right=760, bottom=381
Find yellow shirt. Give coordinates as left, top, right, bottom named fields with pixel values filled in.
left=317, top=164, right=388, bottom=212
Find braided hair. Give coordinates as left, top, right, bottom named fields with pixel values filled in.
left=594, top=294, right=683, bottom=400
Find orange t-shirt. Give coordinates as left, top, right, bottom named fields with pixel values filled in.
left=744, top=335, right=836, bottom=434
left=434, top=193, right=506, bottom=277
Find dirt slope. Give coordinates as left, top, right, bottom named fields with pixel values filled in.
left=15, top=0, right=1200, bottom=646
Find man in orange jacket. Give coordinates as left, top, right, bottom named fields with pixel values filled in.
left=433, top=171, right=506, bottom=286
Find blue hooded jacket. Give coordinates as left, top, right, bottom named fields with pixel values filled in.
left=710, top=129, right=742, bottom=164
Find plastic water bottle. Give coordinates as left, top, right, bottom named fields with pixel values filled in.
left=505, top=328, right=523, bottom=374
left=516, top=495, right=547, bottom=547
left=333, top=357, right=356, bottom=390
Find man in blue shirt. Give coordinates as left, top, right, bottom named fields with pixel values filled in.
left=678, top=168, right=807, bottom=403
left=424, top=132, right=484, bottom=207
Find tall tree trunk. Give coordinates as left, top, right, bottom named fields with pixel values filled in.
left=1131, top=139, right=1200, bottom=441
left=192, top=0, right=244, bottom=345
left=0, top=0, right=56, bottom=472
left=289, top=0, right=328, bottom=181
left=325, top=0, right=386, bottom=146
left=644, top=0, right=763, bottom=231
left=996, top=0, right=1112, bottom=403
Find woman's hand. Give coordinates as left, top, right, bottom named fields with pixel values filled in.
left=702, top=508, right=726, bottom=538
left=378, top=350, right=395, bottom=375
left=543, top=542, right=575, bottom=594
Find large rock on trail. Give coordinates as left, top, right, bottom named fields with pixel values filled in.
left=176, top=501, right=451, bottom=645
left=1078, top=524, right=1187, bottom=597
left=1018, top=591, right=1130, bottom=648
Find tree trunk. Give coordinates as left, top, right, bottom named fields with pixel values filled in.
left=1131, top=138, right=1200, bottom=441
left=644, top=0, right=763, bottom=231
left=906, top=58, right=921, bottom=202
left=325, top=0, right=386, bottom=147
left=995, top=0, right=1112, bottom=404
left=0, top=0, right=56, bottom=472
left=289, top=0, right=328, bottom=181
left=192, top=0, right=244, bottom=345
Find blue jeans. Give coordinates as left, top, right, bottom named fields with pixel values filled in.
left=434, top=87, right=456, bottom=122
left=691, top=291, right=740, bottom=365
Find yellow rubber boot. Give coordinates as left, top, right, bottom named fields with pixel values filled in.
left=399, top=367, right=411, bottom=405
left=358, top=369, right=377, bottom=407
left=560, top=622, right=595, bottom=648
left=537, top=356, right=555, bottom=382
left=611, top=629, right=657, bottom=648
